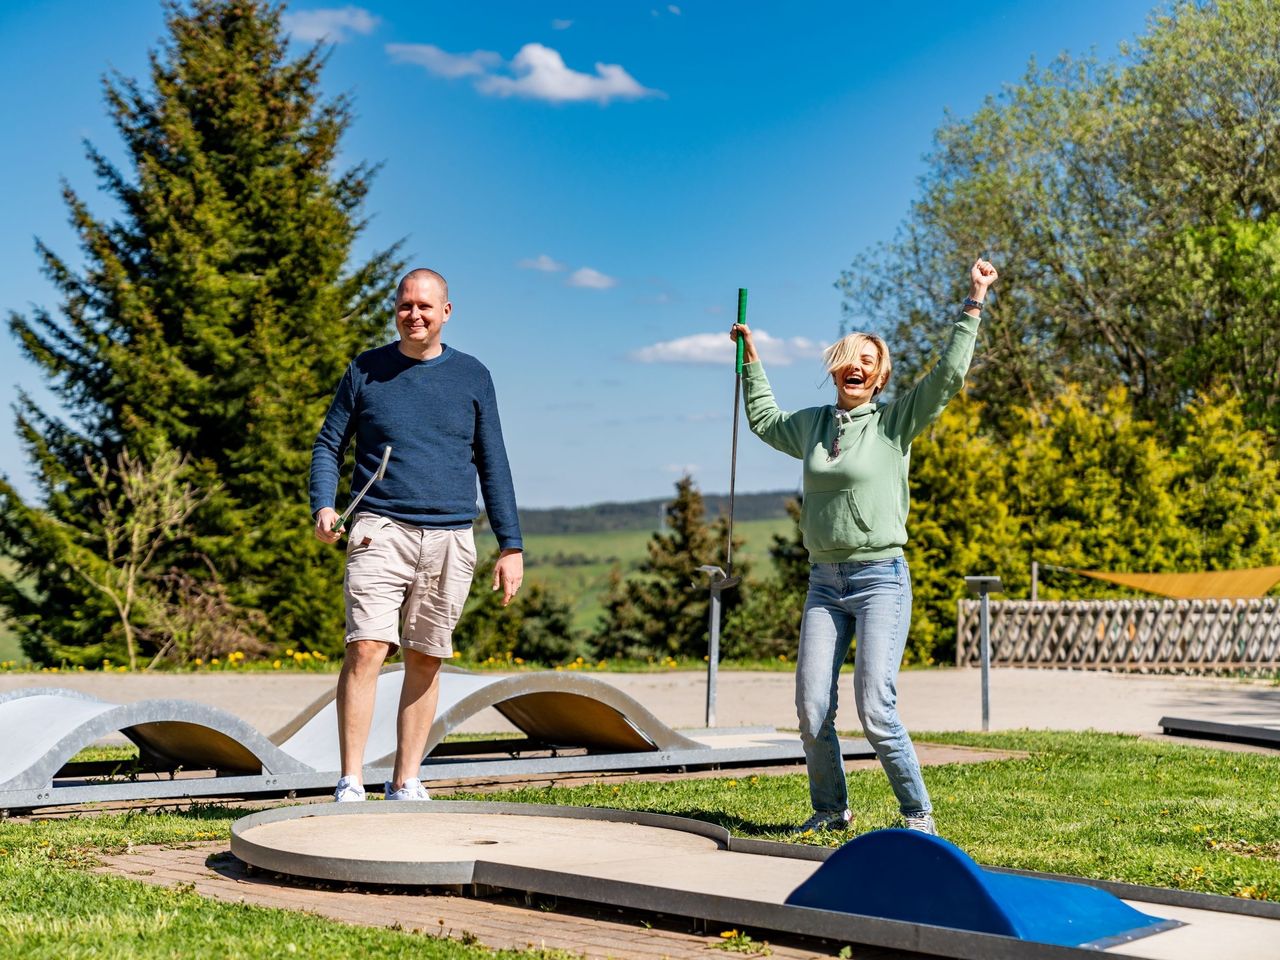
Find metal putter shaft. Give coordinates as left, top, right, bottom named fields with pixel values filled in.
left=725, top=287, right=747, bottom=581
left=335, top=444, right=392, bottom=531
left=704, top=288, right=749, bottom=726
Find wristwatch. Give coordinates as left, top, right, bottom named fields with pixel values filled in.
left=963, top=297, right=985, bottom=311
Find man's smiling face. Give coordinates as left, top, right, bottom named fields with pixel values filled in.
left=395, top=274, right=451, bottom=356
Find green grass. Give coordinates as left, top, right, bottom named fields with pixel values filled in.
left=478, top=517, right=792, bottom=632
left=2, top=732, right=1276, bottom=960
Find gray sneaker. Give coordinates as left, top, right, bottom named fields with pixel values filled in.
left=383, top=777, right=430, bottom=801
left=333, top=775, right=366, bottom=803
left=793, top=809, right=853, bottom=835
left=903, top=812, right=938, bottom=835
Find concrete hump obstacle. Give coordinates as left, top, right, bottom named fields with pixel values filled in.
left=785, top=829, right=1177, bottom=949
left=0, top=667, right=873, bottom=811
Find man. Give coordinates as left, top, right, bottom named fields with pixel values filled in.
left=310, top=267, right=523, bottom=802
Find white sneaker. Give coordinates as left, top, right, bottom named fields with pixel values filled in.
left=903, top=812, right=938, bottom=835
left=383, top=777, right=430, bottom=801
left=793, top=809, right=853, bottom=835
left=333, top=775, right=366, bottom=803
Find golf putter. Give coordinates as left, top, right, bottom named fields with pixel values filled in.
left=333, top=444, right=392, bottom=533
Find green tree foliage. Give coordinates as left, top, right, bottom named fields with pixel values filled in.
left=724, top=497, right=806, bottom=660
left=596, top=475, right=747, bottom=660
left=453, top=551, right=587, bottom=665
left=904, top=396, right=1021, bottom=662
left=839, top=0, right=1280, bottom=435
left=724, top=387, right=1279, bottom=664
left=0, top=0, right=399, bottom=664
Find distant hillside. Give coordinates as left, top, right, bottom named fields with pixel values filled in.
left=508, top=489, right=799, bottom=535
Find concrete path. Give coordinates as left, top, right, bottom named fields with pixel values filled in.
left=3, top=667, right=1277, bottom=740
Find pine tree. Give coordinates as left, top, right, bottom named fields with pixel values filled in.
left=596, top=475, right=747, bottom=660
left=0, top=0, right=400, bottom=665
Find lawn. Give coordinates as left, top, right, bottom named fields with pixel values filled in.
left=1, top=731, right=1276, bottom=958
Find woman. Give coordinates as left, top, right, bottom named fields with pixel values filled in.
left=731, top=258, right=997, bottom=835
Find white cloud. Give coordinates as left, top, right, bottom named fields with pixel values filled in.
left=386, top=43, right=502, bottom=78
left=567, top=267, right=618, bottom=289
left=668, top=4, right=682, bottom=14
left=518, top=254, right=567, bottom=272
left=477, top=43, right=661, bottom=104
left=630, top=330, right=824, bottom=366
left=552, top=18, right=573, bottom=30
left=283, top=6, right=379, bottom=43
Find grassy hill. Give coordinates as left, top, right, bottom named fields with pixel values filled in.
left=477, top=515, right=794, bottom=632
left=0, top=557, right=21, bottom=662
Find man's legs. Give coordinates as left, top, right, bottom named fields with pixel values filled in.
left=389, top=648, right=442, bottom=790
left=336, top=638, right=393, bottom=778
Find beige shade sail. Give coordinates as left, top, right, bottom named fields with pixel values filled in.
left=1072, top=566, right=1280, bottom=599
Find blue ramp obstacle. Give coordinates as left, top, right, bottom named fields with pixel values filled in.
left=785, top=829, right=1179, bottom=949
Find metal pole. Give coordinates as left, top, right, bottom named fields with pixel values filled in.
left=1030, top=560, right=1039, bottom=602
left=980, top=589, right=991, bottom=732
left=706, top=590, right=720, bottom=727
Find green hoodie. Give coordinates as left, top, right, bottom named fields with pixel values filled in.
left=742, top=313, right=979, bottom=563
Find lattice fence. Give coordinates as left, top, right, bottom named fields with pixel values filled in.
left=955, top=598, right=1280, bottom=673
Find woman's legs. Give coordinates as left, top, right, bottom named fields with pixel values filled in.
left=795, top=566, right=855, bottom=813
left=849, top=558, right=931, bottom=816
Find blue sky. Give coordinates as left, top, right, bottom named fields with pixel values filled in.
left=0, top=1, right=1154, bottom=508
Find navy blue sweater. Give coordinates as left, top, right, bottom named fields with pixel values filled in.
left=309, top=343, right=522, bottom=550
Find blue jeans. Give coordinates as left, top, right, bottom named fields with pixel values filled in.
left=796, top=557, right=931, bottom=816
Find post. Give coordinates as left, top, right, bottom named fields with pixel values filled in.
left=979, top=592, right=991, bottom=732
left=1030, top=559, right=1039, bottom=602
left=699, top=564, right=740, bottom=728
left=706, top=588, right=721, bottom=727
left=964, top=576, right=1004, bottom=733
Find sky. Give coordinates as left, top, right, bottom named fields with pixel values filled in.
left=0, top=1, right=1156, bottom=509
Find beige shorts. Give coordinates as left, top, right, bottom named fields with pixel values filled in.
left=343, top=511, right=477, bottom=657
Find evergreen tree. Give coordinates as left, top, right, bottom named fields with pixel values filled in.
left=453, top=551, right=588, bottom=665
left=723, top=497, right=806, bottom=661
left=596, top=475, right=747, bottom=660
left=0, top=0, right=399, bottom=665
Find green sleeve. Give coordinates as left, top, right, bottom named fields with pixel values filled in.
left=880, top=313, right=980, bottom=446
left=742, top=361, right=808, bottom=459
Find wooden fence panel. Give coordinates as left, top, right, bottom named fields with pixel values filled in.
left=955, top=598, right=1280, bottom=673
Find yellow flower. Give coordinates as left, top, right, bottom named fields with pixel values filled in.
left=273, top=660, right=281, bottom=669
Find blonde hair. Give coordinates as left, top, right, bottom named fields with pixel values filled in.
left=823, top=332, right=891, bottom=395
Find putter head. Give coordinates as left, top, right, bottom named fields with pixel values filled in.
left=375, top=445, right=392, bottom=481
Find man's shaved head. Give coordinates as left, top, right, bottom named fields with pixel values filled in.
left=396, top=268, right=449, bottom=301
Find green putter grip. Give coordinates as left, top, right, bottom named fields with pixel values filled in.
left=736, top=288, right=748, bottom=373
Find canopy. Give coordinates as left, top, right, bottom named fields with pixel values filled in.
left=1071, top=566, right=1280, bottom=600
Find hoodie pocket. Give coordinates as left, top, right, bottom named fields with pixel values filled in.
left=803, top=489, right=873, bottom=554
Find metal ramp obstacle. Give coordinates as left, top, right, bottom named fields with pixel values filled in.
left=0, top=666, right=872, bottom=811
left=1158, top=716, right=1280, bottom=750
left=230, top=801, right=1280, bottom=960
